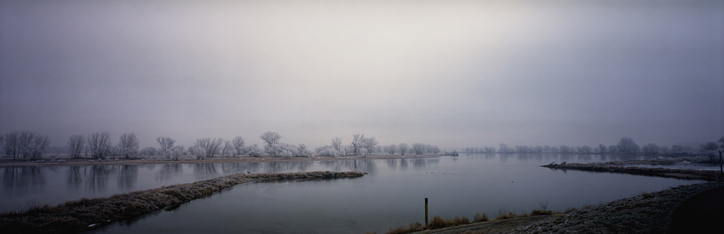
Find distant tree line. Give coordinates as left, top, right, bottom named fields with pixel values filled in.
left=1, top=130, right=444, bottom=160
left=314, top=133, right=440, bottom=157
left=0, top=131, right=50, bottom=160
left=464, top=136, right=724, bottom=157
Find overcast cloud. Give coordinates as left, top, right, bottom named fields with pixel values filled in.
left=1, top=0, right=722, bottom=149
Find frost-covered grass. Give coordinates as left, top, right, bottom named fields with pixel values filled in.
left=0, top=171, right=364, bottom=234
left=365, top=210, right=554, bottom=234
left=543, top=162, right=721, bottom=181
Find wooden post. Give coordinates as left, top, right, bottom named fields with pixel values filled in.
left=425, top=198, right=429, bottom=226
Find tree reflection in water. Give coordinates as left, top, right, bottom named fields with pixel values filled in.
left=117, top=165, right=138, bottom=190
left=399, top=159, right=409, bottom=170
left=2, top=166, right=45, bottom=191
left=67, top=166, right=82, bottom=191
left=85, top=165, right=114, bottom=193
left=194, top=163, right=218, bottom=178
left=158, top=164, right=184, bottom=181
left=385, top=159, right=398, bottom=170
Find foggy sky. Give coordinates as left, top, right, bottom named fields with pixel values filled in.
left=1, top=0, right=722, bottom=150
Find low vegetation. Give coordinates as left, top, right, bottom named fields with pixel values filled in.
left=365, top=209, right=554, bottom=234
left=543, top=161, right=722, bottom=181
left=0, top=171, right=365, bottom=234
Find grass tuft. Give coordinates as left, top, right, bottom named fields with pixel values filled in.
left=530, top=209, right=553, bottom=216
left=473, top=212, right=489, bottom=222
left=385, top=222, right=424, bottom=234
left=495, top=212, right=517, bottom=220
left=641, top=191, right=655, bottom=199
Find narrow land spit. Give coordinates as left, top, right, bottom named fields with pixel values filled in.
left=0, top=171, right=365, bottom=234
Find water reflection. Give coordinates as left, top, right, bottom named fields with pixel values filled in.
left=158, top=164, right=184, bottom=181
left=499, top=154, right=512, bottom=162
left=319, top=161, right=342, bottom=172
left=117, top=165, right=138, bottom=190
left=67, top=166, right=83, bottom=191
left=194, top=163, right=218, bottom=178
left=85, top=165, right=114, bottom=192
left=2, top=166, right=45, bottom=191
left=410, top=159, right=427, bottom=169
left=385, top=159, right=398, bottom=170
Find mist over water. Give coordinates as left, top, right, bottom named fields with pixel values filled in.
left=2, top=154, right=708, bottom=233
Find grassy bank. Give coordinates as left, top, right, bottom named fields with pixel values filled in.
left=542, top=161, right=721, bottom=181
left=0, top=171, right=364, bottom=234
left=364, top=182, right=723, bottom=234
left=364, top=210, right=553, bottom=234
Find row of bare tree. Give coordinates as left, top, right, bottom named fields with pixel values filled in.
left=66, top=132, right=140, bottom=159
left=1, top=131, right=50, bottom=160
left=1, top=130, right=443, bottom=160
left=464, top=136, right=724, bottom=156
left=315, top=134, right=440, bottom=157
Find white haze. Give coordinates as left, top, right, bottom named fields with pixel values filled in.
left=1, top=0, right=722, bottom=149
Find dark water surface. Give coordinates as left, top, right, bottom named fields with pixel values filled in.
left=0, top=154, right=709, bottom=233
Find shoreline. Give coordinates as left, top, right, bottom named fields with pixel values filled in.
left=412, top=181, right=723, bottom=234
left=0, top=171, right=365, bottom=234
left=0, top=154, right=440, bottom=167
left=541, top=161, right=722, bottom=181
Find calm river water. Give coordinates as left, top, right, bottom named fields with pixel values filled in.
left=0, top=154, right=712, bottom=233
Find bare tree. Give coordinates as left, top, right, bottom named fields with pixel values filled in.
left=68, top=135, right=85, bottom=158
left=3, top=131, right=19, bottom=159
left=701, top=142, right=720, bottom=152
left=579, top=146, right=592, bottom=154
left=361, top=137, right=378, bottom=156
left=559, top=145, right=571, bottom=154
left=221, top=140, right=233, bottom=157
left=88, top=132, right=112, bottom=159
left=118, top=133, right=140, bottom=158
left=331, top=137, right=343, bottom=151
left=14, top=131, right=50, bottom=160
left=385, top=144, right=397, bottom=155
left=642, top=143, right=659, bottom=155
left=617, top=137, right=640, bottom=154
left=260, top=131, right=282, bottom=147
left=232, top=136, right=245, bottom=156
left=412, top=143, right=425, bottom=155
left=156, top=137, right=176, bottom=154
left=671, top=145, right=685, bottom=155
left=0, top=131, right=50, bottom=160
left=296, top=144, right=312, bottom=157
left=351, top=134, right=364, bottom=156
left=398, top=143, right=409, bottom=155
left=430, top=145, right=440, bottom=154
left=168, top=146, right=184, bottom=161
left=140, top=147, right=158, bottom=156
left=194, top=137, right=223, bottom=157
